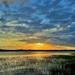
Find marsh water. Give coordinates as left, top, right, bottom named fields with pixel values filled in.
left=0, top=51, right=75, bottom=75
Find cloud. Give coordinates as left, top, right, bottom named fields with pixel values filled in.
left=0, top=0, right=31, bottom=8
left=0, top=0, right=75, bottom=48
left=0, top=17, right=5, bottom=22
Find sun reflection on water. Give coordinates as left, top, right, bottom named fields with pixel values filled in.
left=0, top=52, right=71, bottom=58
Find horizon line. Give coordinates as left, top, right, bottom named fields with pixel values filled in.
left=0, top=49, right=75, bottom=51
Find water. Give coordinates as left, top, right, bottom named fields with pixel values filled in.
left=0, top=51, right=75, bottom=75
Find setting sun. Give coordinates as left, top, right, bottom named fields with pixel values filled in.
left=35, top=43, right=44, bottom=47
left=33, top=43, right=44, bottom=50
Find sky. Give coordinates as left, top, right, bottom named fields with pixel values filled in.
left=0, top=0, right=75, bottom=50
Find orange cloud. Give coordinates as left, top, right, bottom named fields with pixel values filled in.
left=0, top=38, right=75, bottom=50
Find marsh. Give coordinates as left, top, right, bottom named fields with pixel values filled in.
left=0, top=51, right=75, bottom=75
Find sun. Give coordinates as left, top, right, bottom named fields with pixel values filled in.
left=35, top=43, right=44, bottom=47
left=33, top=43, right=44, bottom=50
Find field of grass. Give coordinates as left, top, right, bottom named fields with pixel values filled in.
left=0, top=52, right=75, bottom=75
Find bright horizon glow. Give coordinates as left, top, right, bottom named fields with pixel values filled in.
left=0, top=38, right=75, bottom=50
left=33, top=43, right=44, bottom=50
left=35, top=43, right=43, bottom=47
left=0, top=39, right=75, bottom=50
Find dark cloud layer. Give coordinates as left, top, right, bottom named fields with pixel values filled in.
left=0, top=0, right=75, bottom=47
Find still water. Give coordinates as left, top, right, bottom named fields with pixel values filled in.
left=0, top=51, right=75, bottom=75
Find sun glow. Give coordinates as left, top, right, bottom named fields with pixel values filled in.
left=33, top=43, right=44, bottom=50
left=35, top=43, right=44, bottom=47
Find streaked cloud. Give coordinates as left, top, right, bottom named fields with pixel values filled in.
left=0, top=0, right=75, bottom=49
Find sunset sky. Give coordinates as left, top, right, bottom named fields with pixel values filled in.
left=0, top=0, right=75, bottom=50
